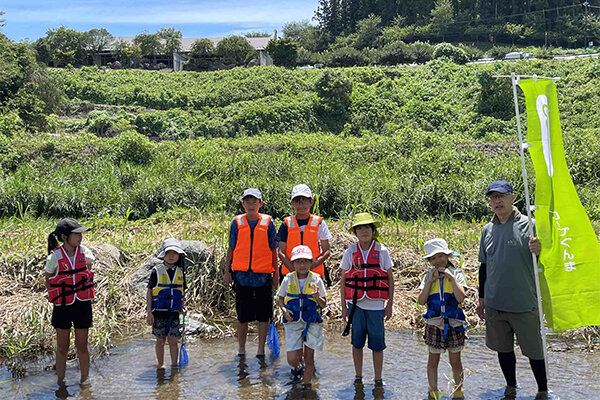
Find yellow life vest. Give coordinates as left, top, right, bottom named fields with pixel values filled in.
left=151, top=265, right=184, bottom=312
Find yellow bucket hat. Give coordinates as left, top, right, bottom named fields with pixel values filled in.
left=350, top=212, right=381, bottom=231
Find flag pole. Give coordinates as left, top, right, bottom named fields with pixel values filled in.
left=510, top=72, right=549, bottom=376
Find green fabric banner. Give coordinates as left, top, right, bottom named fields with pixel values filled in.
left=519, top=78, right=600, bottom=331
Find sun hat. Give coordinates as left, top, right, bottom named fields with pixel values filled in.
left=290, top=245, right=313, bottom=261
left=350, top=212, right=381, bottom=231
left=423, top=238, right=454, bottom=259
left=290, top=184, right=313, bottom=201
left=486, top=180, right=514, bottom=196
left=54, top=218, right=90, bottom=236
left=157, top=238, right=186, bottom=259
left=241, top=188, right=262, bottom=200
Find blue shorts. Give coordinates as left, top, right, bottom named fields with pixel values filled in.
left=349, top=304, right=386, bottom=351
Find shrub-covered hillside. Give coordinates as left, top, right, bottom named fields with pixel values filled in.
left=1, top=59, right=598, bottom=221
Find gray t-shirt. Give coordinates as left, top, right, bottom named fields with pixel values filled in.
left=478, top=213, right=537, bottom=312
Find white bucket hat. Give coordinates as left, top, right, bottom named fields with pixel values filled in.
left=157, top=238, right=186, bottom=259
left=423, top=238, right=454, bottom=259
left=290, top=245, right=313, bottom=261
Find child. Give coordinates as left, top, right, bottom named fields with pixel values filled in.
left=45, top=218, right=95, bottom=386
left=278, top=245, right=327, bottom=389
left=417, top=238, right=467, bottom=400
left=146, top=238, right=187, bottom=369
left=277, top=184, right=332, bottom=284
left=340, top=212, right=394, bottom=387
left=223, top=188, right=278, bottom=358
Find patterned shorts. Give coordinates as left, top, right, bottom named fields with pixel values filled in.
left=152, top=314, right=183, bottom=338
left=423, top=323, right=465, bottom=352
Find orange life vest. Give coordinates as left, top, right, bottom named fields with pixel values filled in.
left=47, top=246, right=95, bottom=306
left=344, top=242, right=389, bottom=301
left=282, top=215, right=324, bottom=276
left=231, top=213, right=274, bottom=273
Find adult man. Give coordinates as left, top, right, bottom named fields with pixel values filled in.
left=476, top=180, right=552, bottom=400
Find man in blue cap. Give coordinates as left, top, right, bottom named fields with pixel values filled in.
left=476, top=180, right=553, bottom=400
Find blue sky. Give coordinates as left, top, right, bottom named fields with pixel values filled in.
left=1, top=0, right=320, bottom=41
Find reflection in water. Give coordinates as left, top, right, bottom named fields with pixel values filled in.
left=2, top=329, right=599, bottom=399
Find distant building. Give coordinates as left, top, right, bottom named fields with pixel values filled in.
left=95, top=35, right=275, bottom=70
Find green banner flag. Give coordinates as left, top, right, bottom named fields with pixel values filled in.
left=519, top=78, right=600, bottom=331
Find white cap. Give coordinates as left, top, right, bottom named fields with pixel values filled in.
left=423, top=238, right=453, bottom=259
left=290, top=245, right=313, bottom=261
left=242, top=188, right=262, bottom=199
left=290, top=184, right=313, bottom=200
left=157, top=238, right=186, bottom=259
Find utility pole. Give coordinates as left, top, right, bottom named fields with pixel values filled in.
left=583, top=1, right=589, bottom=48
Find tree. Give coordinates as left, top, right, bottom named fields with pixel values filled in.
left=187, top=38, right=215, bottom=70
left=353, top=14, right=381, bottom=49
left=283, top=20, right=325, bottom=52
left=115, top=40, right=142, bottom=67
left=0, top=11, right=5, bottom=28
left=244, top=32, right=270, bottom=37
left=265, top=38, right=299, bottom=67
left=315, top=0, right=343, bottom=37
left=134, top=32, right=163, bottom=60
left=158, top=27, right=182, bottom=56
left=430, top=0, right=454, bottom=41
left=504, top=23, right=523, bottom=46
left=87, top=28, right=113, bottom=64
left=216, top=36, right=256, bottom=66
left=45, top=26, right=89, bottom=66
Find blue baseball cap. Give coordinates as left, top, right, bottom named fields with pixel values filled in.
left=486, top=180, right=514, bottom=195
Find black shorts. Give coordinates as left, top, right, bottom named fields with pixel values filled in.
left=51, top=299, right=93, bottom=330
left=235, top=282, right=273, bottom=323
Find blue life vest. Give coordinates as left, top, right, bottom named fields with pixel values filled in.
left=423, top=265, right=465, bottom=339
left=151, top=265, right=184, bottom=312
left=283, top=271, right=323, bottom=338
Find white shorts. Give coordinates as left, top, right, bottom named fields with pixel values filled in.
left=284, top=321, right=323, bottom=352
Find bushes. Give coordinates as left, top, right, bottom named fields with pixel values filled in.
left=433, top=43, right=469, bottom=64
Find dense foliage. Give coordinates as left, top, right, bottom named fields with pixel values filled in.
left=314, top=0, right=600, bottom=48
left=0, top=58, right=598, bottom=222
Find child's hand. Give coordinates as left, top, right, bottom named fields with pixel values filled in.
left=441, top=268, right=455, bottom=280
left=426, top=268, right=437, bottom=284
left=384, top=301, right=393, bottom=321
left=146, top=312, right=154, bottom=326
left=282, top=308, right=293, bottom=322
left=341, top=306, right=348, bottom=323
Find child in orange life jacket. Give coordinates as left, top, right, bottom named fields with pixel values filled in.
left=277, top=184, right=332, bottom=283
left=223, top=188, right=279, bottom=358
left=417, top=238, right=467, bottom=400
left=340, top=213, right=394, bottom=387
left=146, top=238, right=187, bottom=369
left=277, top=245, right=327, bottom=389
left=44, top=218, right=95, bottom=386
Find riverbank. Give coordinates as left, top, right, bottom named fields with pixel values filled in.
left=1, top=210, right=598, bottom=375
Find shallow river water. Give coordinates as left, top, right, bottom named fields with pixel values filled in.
left=1, top=326, right=599, bottom=399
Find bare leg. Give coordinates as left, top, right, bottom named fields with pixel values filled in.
left=427, top=352, right=441, bottom=393
left=303, top=347, right=315, bottom=384
left=287, top=349, right=302, bottom=368
left=167, top=335, right=179, bottom=366
left=257, top=321, right=268, bottom=355
left=352, top=346, right=363, bottom=378
left=372, top=350, right=384, bottom=381
left=237, top=322, right=248, bottom=355
left=74, top=328, right=90, bottom=383
left=449, top=351, right=464, bottom=393
left=55, top=329, right=70, bottom=384
left=155, top=337, right=166, bottom=368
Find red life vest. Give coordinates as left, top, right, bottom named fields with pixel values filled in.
left=344, top=242, right=389, bottom=301
left=231, top=213, right=274, bottom=273
left=282, top=215, right=324, bottom=276
left=47, top=246, right=95, bottom=306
